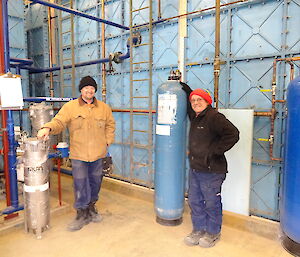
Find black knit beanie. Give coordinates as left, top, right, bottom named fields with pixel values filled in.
left=78, top=76, right=97, bottom=92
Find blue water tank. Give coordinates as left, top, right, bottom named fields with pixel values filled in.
left=154, top=74, right=187, bottom=226
left=281, top=76, right=300, bottom=255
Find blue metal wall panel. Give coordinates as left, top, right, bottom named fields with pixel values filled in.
left=24, top=0, right=300, bottom=220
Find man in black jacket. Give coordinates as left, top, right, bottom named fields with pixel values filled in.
left=181, top=82, right=239, bottom=248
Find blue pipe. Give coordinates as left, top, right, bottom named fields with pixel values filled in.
left=1, top=205, right=24, bottom=215
left=2, top=0, right=22, bottom=212
left=7, top=111, right=19, bottom=208
left=10, top=58, right=33, bottom=66
left=30, top=0, right=129, bottom=30
left=13, top=45, right=131, bottom=74
left=23, top=97, right=75, bottom=103
left=2, top=0, right=10, bottom=72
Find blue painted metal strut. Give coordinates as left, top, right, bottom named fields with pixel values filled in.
left=29, top=0, right=129, bottom=30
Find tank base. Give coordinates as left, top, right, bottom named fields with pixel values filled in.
left=156, top=216, right=182, bottom=226
left=282, top=234, right=300, bottom=256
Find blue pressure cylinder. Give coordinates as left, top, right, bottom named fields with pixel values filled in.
left=154, top=71, right=187, bottom=226
left=281, top=76, right=300, bottom=256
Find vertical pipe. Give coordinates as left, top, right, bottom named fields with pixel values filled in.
left=178, top=0, right=187, bottom=82
left=213, top=0, right=221, bottom=109
left=2, top=0, right=19, bottom=207
left=0, top=0, right=5, bottom=71
left=1, top=111, right=10, bottom=206
left=57, top=158, right=62, bottom=206
left=0, top=0, right=11, bottom=207
left=101, top=0, right=107, bottom=103
left=288, top=61, right=294, bottom=81
left=2, top=0, right=9, bottom=72
left=158, top=0, right=162, bottom=20
left=47, top=7, right=54, bottom=97
left=7, top=110, right=18, bottom=207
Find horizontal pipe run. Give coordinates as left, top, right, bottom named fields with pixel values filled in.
left=113, top=108, right=156, bottom=114
left=10, top=58, right=33, bottom=66
left=53, top=166, right=72, bottom=176
left=13, top=45, right=130, bottom=74
left=134, top=0, right=248, bottom=29
left=254, top=112, right=272, bottom=117
left=1, top=205, right=24, bottom=215
left=23, top=97, right=75, bottom=103
left=29, top=0, right=129, bottom=30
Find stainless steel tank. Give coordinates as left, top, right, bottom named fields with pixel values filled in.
left=29, top=102, right=54, bottom=136
left=29, top=102, right=57, bottom=148
left=23, top=138, right=50, bottom=239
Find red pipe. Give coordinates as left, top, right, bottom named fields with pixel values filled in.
left=0, top=0, right=11, bottom=206
left=57, top=158, right=62, bottom=206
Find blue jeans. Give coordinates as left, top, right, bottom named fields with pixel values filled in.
left=188, top=169, right=226, bottom=235
left=71, top=158, right=103, bottom=209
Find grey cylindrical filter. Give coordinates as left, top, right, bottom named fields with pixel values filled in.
left=29, top=102, right=54, bottom=136
left=28, top=102, right=57, bottom=162
left=23, top=138, right=50, bottom=239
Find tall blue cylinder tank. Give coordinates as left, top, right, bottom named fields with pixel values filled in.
left=154, top=75, right=187, bottom=226
left=281, top=75, right=300, bottom=255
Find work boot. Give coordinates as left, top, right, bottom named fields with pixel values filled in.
left=67, top=208, right=90, bottom=231
left=198, top=232, right=221, bottom=248
left=184, top=230, right=206, bottom=246
left=88, top=202, right=103, bottom=223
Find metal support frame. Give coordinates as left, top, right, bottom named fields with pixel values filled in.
left=57, top=0, right=76, bottom=98
left=28, top=0, right=129, bottom=30
left=129, top=0, right=153, bottom=188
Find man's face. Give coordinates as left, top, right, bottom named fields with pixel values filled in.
left=81, top=85, right=96, bottom=101
left=190, top=95, right=209, bottom=115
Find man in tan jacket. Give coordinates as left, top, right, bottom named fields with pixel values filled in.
left=37, top=76, right=115, bottom=231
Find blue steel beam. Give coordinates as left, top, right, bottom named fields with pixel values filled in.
left=29, top=0, right=129, bottom=30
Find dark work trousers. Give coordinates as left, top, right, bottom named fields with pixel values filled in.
left=188, top=169, right=226, bottom=235
left=71, top=158, right=103, bottom=210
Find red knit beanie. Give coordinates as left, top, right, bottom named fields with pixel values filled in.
left=189, top=89, right=212, bottom=105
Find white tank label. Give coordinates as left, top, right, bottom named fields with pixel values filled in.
left=156, top=125, right=171, bottom=136
left=157, top=94, right=177, bottom=124
left=24, top=182, right=49, bottom=192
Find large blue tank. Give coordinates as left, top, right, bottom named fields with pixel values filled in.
left=154, top=72, right=187, bottom=226
left=281, top=75, right=300, bottom=256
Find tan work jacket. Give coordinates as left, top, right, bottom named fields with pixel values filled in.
left=43, top=97, right=115, bottom=162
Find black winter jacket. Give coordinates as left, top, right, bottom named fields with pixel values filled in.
left=181, top=83, right=240, bottom=173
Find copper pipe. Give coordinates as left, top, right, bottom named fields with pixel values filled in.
left=47, top=7, right=54, bottom=97
left=254, top=112, right=272, bottom=117
left=112, top=108, right=156, bottom=114
left=158, top=0, right=161, bottom=20
left=158, top=0, right=248, bottom=23
left=213, top=0, right=221, bottom=109
left=101, top=0, right=107, bottom=103
left=268, top=56, right=300, bottom=161
left=0, top=0, right=11, bottom=207
left=1, top=111, right=10, bottom=205
left=287, top=61, right=294, bottom=82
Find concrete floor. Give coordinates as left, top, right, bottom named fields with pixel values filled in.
left=0, top=173, right=293, bottom=257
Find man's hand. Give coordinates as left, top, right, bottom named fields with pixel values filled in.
left=37, top=127, right=50, bottom=141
